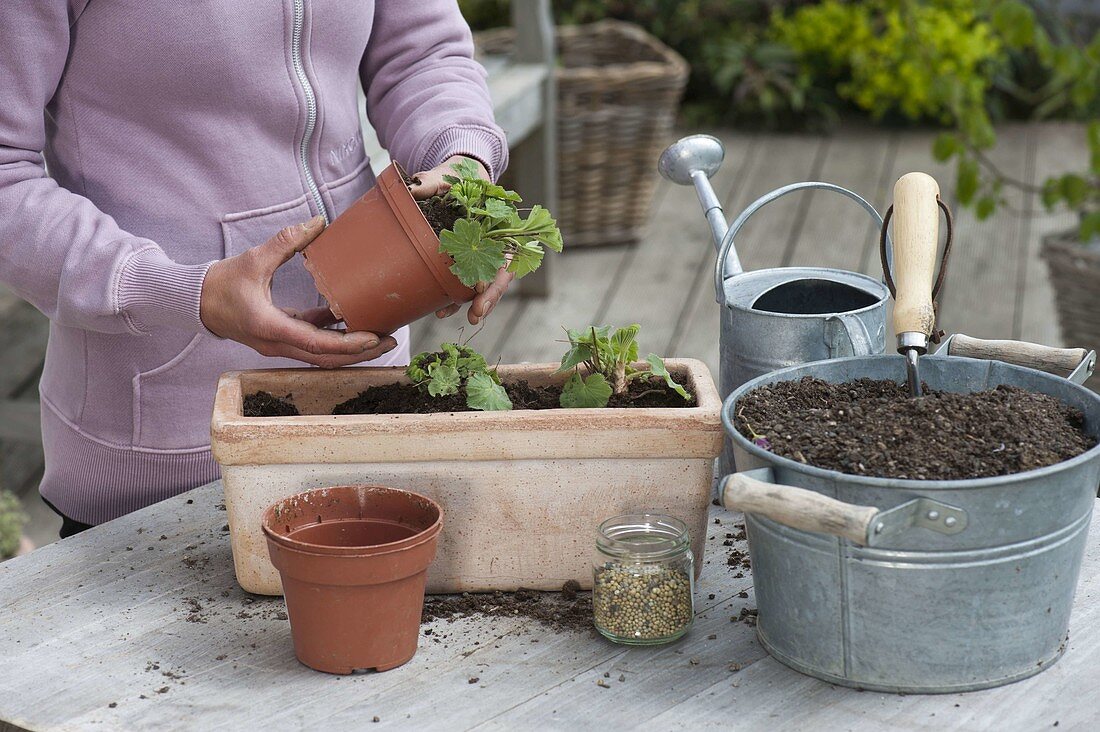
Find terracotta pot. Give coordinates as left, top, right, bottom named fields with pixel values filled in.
left=301, top=162, right=475, bottom=335
left=212, top=359, right=723, bottom=595
left=262, top=485, right=443, bottom=674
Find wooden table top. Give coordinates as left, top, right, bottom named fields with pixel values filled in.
left=1, top=483, right=1097, bottom=731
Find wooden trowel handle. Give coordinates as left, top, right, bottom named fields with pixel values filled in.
left=891, top=172, right=941, bottom=341
left=948, top=335, right=1090, bottom=377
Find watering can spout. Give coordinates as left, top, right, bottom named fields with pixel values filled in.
left=658, top=135, right=729, bottom=251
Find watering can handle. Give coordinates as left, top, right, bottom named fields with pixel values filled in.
left=720, top=468, right=969, bottom=547
left=714, top=182, right=891, bottom=305
left=825, top=313, right=876, bottom=358
left=941, top=334, right=1097, bottom=384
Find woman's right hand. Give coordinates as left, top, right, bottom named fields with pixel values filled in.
left=199, top=216, right=397, bottom=368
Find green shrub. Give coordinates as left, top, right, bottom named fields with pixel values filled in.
left=0, top=490, right=26, bottom=559
left=773, top=0, right=1005, bottom=124
left=461, top=0, right=1099, bottom=237
left=459, top=0, right=826, bottom=128
left=926, top=2, right=1100, bottom=240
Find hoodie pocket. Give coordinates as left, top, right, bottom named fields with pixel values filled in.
left=132, top=197, right=316, bottom=450
left=323, top=157, right=376, bottom=221
left=221, top=197, right=318, bottom=312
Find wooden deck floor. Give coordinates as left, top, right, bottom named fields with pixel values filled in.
left=0, top=122, right=1087, bottom=546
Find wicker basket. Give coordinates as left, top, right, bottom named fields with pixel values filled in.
left=1041, top=230, right=1100, bottom=389
left=478, top=21, right=689, bottom=247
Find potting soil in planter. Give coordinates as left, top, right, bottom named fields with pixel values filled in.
left=243, top=377, right=693, bottom=416
left=333, top=377, right=692, bottom=414
left=735, top=376, right=1096, bottom=480
left=401, top=170, right=465, bottom=235
left=417, top=195, right=464, bottom=234
left=243, top=391, right=299, bottom=417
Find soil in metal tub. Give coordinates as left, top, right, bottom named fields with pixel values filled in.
left=734, top=376, right=1096, bottom=480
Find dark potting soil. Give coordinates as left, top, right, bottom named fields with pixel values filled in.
left=735, top=376, right=1096, bottom=480
left=417, top=195, right=465, bottom=236
left=331, top=375, right=693, bottom=415
left=421, top=583, right=593, bottom=634
left=399, top=170, right=465, bottom=235
left=243, top=391, right=298, bottom=417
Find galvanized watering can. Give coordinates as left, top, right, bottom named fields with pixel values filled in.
left=718, top=170, right=1100, bottom=692
left=659, top=135, right=892, bottom=473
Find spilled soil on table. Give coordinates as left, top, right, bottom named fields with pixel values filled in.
left=735, top=376, right=1096, bottom=480
left=421, top=582, right=593, bottom=634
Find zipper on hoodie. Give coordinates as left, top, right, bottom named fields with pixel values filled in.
left=291, top=0, right=330, bottom=224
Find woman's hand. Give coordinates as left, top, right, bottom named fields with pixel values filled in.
left=200, top=216, right=397, bottom=368
left=409, top=155, right=514, bottom=325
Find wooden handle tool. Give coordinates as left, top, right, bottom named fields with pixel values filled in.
left=722, top=472, right=878, bottom=546
left=891, top=172, right=941, bottom=396
left=947, top=335, right=1090, bottom=377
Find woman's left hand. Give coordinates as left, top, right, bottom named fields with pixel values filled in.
left=409, top=155, right=514, bottom=325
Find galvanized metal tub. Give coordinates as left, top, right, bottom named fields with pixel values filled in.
left=720, top=353, right=1100, bottom=693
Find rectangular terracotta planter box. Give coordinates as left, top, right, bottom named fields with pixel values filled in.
left=211, top=360, right=723, bottom=595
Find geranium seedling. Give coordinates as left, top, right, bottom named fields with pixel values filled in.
left=436, top=158, right=564, bottom=286
left=406, top=342, right=512, bottom=411
left=555, top=324, right=691, bottom=408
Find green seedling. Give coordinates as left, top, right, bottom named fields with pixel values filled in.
left=555, top=324, right=691, bottom=408
left=437, top=158, right=564, bottom=286
left=406, top=342, right=512, bottom=411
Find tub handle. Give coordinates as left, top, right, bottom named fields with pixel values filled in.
left=941, top=334, right=1096, bottom=384
left=720, top=468, right=968, bottom=547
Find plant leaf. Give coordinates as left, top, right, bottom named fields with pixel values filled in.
left=406, top=352, right=433, bottom=386
left=610, top=324, right=640, bottom=364
left=477, top=198, right=514, bottom=221
left=482, top=183, right=522, bottom=202
left=466, top=372, right=512, bottom=411
left=956, top=158, right=979, bottom=206
left=1060, top=174, right=1089, bottom=208
left=975, top=196, right=997, bottom=220
left=519, top=205, right=564, bottom=252
left=1089, top=121, right=1100, bottom=175
left=931, top=133, right=958, bottom=162
left=1080, top=212, right=1100, bottom=242
left=450, top=158, right=481, bottom=180
left=455, top=349, right=488, bottom=379
left=556, top=341, right=593, bottom=374
left=427, top=362, right=460, bottom=397
left=439, top=218, right=506, bottom=286
left=645, top=354, right=692, bottom=401
left=559, top=372, right=612, bottom=408
left=507, top=240, right=544, bottom=279
left=1041, top=178, right=1062, bottom=210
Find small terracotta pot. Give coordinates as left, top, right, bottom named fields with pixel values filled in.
left=262, top=485, right=443, bottom=674
left=301, top=162, right=475, bottom=335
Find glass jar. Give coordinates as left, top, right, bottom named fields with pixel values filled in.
left=592, top=513, right=694, bottom=645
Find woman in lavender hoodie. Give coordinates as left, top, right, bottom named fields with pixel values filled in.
left=0, top=2, right=512, bottom=536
